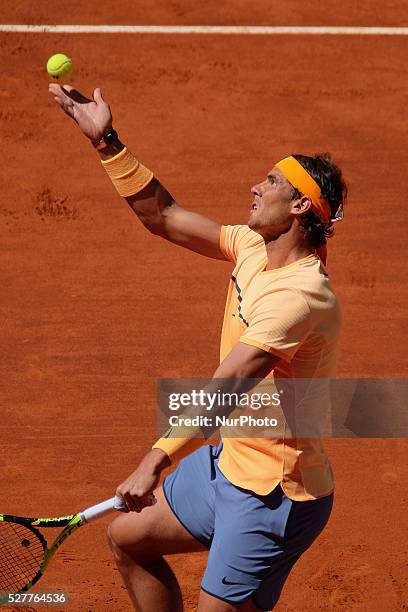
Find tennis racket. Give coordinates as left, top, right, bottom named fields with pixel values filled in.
left=0, top=495, right=127, bottom=603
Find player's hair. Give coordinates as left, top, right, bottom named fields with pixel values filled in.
left=290, top=153, right=348, bottom=248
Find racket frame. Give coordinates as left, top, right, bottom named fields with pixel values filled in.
left=0, top=496, right=123, bottom=597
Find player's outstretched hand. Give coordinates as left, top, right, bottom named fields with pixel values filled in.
left=116, top=449, right=170, bottom=513
left=48, top=84, right=112, bottom=143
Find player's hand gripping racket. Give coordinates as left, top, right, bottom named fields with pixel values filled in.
left=0, top=495, right=130, bottom=603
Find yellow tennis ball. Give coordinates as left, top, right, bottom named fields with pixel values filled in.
left=46, top=53, right=74, bottom=80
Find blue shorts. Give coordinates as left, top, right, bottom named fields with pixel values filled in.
left=163, top=444, right=333, bottom=611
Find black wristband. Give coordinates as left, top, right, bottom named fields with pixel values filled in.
left=93, top=128, right=118, bottom=150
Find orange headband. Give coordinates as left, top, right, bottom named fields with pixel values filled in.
left=275, top=156, right=331, bottom=224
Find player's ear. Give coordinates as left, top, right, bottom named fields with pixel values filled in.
left=291, top=195, right=312, bottom=216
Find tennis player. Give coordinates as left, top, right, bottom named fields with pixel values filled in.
left=49, top=84, right=347, bottom=611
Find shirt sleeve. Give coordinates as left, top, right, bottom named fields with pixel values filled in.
left=152, top=436, right=205, bottom=464
left=239, top=289, right=312, bottom=362
left=220, top=225, right=259, bottom=263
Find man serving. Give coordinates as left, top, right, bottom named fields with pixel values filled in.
left=49, top=83, right=347, bottom=612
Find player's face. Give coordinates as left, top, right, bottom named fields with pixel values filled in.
left=248, top=168, right=296, bottom=238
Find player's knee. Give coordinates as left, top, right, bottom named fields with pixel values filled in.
left=107, top=516, right=149, bottom=566
left=107, top=518, right=134, bottom=565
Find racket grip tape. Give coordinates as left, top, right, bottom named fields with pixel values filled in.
left=80, top=494, right=157, bottom=523
left=80, top=496, right=126, bottom=523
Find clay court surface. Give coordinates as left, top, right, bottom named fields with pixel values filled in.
left=1, top=1, right=407, bottom=610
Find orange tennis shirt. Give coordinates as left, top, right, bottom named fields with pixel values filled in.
left=217, top=225, right=341, bottom=501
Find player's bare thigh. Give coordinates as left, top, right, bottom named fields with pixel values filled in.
left=107, top=485, right=207, bottom=562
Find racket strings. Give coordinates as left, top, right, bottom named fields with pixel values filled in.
left=0, top=522, right=44, bottom=591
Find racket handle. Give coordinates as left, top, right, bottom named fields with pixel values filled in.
left=80, top=494, right=156, bottom=523
left=80, top=496, right=126, bottom=523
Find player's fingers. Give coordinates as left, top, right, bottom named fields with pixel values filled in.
left=114, top=489, right=129, bottom=512
left=145, top=493, right=157, bottom=507
left=61, top=84, right=74, bottom=93
left=134, top=493, right=157, bottom=512
left=93, top=87, right=104, bottom=103
left=61, top=98, right=76, bottom=117
left=62, top=85, right=92, bottom=104
left=50, top=84, right=73, bottom=103
left=53, top=95, right=75, bottom=120
left=113, top=495, right=128, bottom=513
left=49, top=84, right=75, bottom=111
left=48, top=83, right=63, bottom=95
left=123, top=491, right=142, bottom=513
left=122, top=492, right=135, bottom=511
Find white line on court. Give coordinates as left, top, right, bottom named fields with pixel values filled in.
left=0, top=24, right=407, bottom=35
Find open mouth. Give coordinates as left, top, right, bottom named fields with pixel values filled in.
left=251, top=201, right=258, bottom=211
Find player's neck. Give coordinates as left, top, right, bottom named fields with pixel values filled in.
left=263, top=234, right=314, bottom=271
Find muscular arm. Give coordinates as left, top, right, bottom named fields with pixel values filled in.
left=98, top=139, right=224, bottom=259
left=47, top=84, right=225, bottom=260
left=213, top=341, right=279, bottom=381
left=150, top=343, right=280, bottom=460
left=116, top=342, right=280, bottom=509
